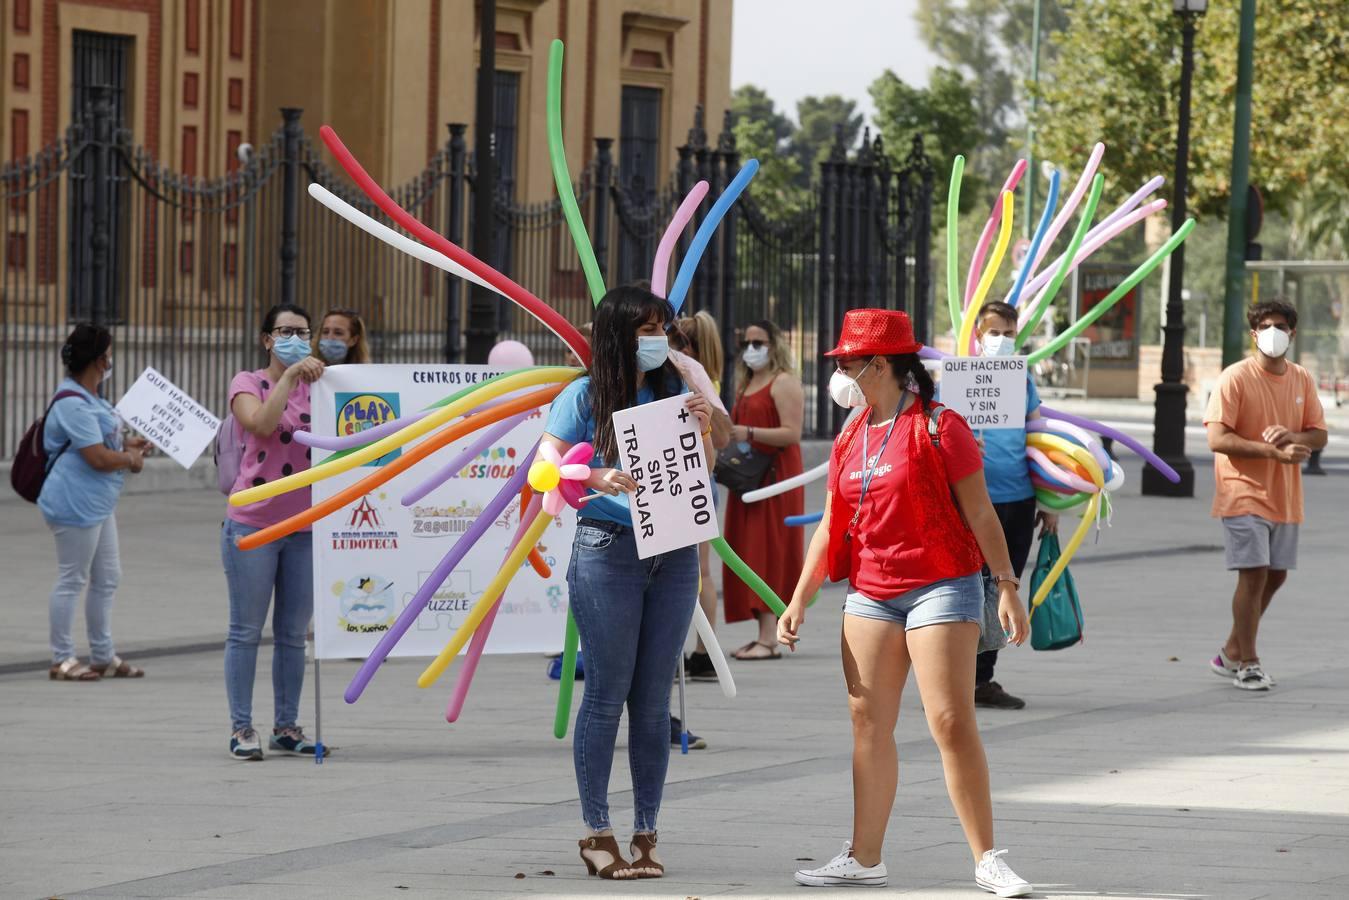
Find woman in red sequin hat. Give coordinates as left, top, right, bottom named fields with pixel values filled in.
left=778, top=309, right=1035, bottom=897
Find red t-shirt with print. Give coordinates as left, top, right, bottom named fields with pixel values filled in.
left=828, top=400, right=984, bottom=598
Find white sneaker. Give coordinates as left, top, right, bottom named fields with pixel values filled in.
left=1209, top=648, right=1239, bottom=678
left=1234, top=664, right=1274, bottom=691
left=794, top=842, right=888, bottom=887
left=975, top=849, right=1032, bottom=897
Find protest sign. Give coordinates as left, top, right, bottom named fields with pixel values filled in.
left=939, top=357, right=1028, bottom=429
left=115, top=367, right=221, bottom=467
left=611, top=394, right=719, bottom=559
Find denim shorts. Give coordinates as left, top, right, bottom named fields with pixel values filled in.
left=843, top=572, right=984, bottom=630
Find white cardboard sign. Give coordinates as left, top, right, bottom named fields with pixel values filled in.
left=610, top=394, right=719, bottom=559
left=115, top=367, right=221, bottom=468
left=939, top=357, right=1027, bottom=430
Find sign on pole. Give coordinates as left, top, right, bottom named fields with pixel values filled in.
left=939, top=357, right=1027, bottom=430
left=115, top=367, right=221, bottom=467
left=610, top=394, right=719, bottom=559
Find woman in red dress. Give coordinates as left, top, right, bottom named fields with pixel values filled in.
left=722, top=319, right=804, bottom=660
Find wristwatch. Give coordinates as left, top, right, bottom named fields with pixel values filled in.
left=992, top=574, right=1020, bottom=588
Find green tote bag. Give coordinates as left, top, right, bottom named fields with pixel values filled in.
left=1028, top=534, right=1085, bottom=651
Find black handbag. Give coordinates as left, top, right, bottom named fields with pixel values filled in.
left=713, top=441, right=774, bottom=495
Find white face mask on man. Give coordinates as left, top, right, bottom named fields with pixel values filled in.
left=980, top=334, right=1016, bottom=357
left=1254, top=325, right=1290, bottom=359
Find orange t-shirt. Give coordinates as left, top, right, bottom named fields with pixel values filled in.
left=1203, top=356, right=1326, bottom=523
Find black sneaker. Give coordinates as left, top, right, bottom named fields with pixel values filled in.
left=669, top=716, right=707, bottom=750
left=684, top=651, right=717, bottom=682
left=974, top=681, right=1026, bottom=710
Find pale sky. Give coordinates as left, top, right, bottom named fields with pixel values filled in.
left=730, top=0, right=938, bottom=128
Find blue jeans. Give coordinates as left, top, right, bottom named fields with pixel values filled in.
left=567, top=519, right=698, bottom=833
left=46, top=514, right=120, bottom=664
left=221, top=520, right=313, bottom=732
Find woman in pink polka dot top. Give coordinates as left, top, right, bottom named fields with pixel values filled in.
left=221, top=303, right=327, bottom=761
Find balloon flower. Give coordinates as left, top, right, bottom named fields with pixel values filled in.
left=528, top=442, right=593, bottom=515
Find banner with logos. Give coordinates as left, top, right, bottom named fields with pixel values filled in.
left=311, top=364, right=575, bottom=660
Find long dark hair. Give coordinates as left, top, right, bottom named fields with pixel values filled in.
left=61, top=323, right=112, bottom=374
left=885, top=353, right=936, bottom=410
left=588, top=284, right=678, bottom=464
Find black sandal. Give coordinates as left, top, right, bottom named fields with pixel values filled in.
left=732, top=640, right=781, bottom=661
left=578, top=834, right=636, bottom=879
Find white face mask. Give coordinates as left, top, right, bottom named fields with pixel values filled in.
left=828, top=359, right=874, bottom=408
left=980, top=334, right=1016, bottom=357
left=1255, top=326, right=1290, bottom=359
left=742, top=344, right=770, bottom=371
left=101, top=357, right=114, bottom=382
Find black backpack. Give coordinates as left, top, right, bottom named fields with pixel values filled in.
left=10, top=390, right=90, bottom=503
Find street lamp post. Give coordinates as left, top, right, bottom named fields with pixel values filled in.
left=1142, top=0, right=1205, bottom=498
left=465, top=0, right=498, bottom=364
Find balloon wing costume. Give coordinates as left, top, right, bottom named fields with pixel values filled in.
left=228, top=41, right=777, bottom=731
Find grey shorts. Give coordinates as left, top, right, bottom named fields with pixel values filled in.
left=1222, top=515, right=1299, bottom=571
left=843, top=573, right=984, bottom=630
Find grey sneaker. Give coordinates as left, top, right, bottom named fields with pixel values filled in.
left=270, top=726, right=318, bottom=755
left=229, top=727, right=263, bottom=761
left=975, top=848, right=1032, bottom=897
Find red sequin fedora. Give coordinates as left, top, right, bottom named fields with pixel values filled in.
left=823, top=308, right=922, bottom=357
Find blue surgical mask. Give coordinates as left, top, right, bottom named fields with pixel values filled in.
left=318, top=338, right=349, bottom=363
left=636, top=335, right=669, bottom=372
left=272, top=334, right=312, bottom=366
left=980, top=334, right=1016, bottom=357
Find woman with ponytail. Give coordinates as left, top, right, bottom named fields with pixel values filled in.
left=542, top=284, right=714, bottom=880
left=778, top=310, right=1035, bottom=897
left=41, top=324, right=150, bottom=681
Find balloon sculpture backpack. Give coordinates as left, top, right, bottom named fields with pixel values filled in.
left=1028, top=533, right=1084, bottom=650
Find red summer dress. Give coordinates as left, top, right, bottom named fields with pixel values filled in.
left=722, top=375, right=804, bottom=621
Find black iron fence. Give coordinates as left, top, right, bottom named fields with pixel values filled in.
left=1, top=92, right=930, bottom=457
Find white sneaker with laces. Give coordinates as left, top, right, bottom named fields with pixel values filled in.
left=794, top=842, right=888, bottom=887
left=975, top=848, right=1032, bottom=897
left=1234, top=663, right=1274, bottom=691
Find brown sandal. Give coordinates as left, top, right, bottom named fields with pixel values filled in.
left=629, top=832, right=664, bottom=878
left=49, top=657, right=101, bottom=681
left=91, top=655, right=144, bottom=678
left=732, top=640, right=781, bottom=661
left=578, top=834, right=636, bottom=879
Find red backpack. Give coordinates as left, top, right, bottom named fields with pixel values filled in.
left=10, top=390, right=90, bottom=503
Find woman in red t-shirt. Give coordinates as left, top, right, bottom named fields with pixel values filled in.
left=778, top=310, right=1034, bottom=897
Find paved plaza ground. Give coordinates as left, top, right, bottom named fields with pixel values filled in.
left=2, top=412, right=1347, bottom=899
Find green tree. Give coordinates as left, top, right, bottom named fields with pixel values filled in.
left=730, top=85, right=795, bottom=150
left=916, top=0, right=1067, bottom=182
left=869, top=66, right=984, bottom=212
left=731, top=84, right=807, bottom=219
left=1034, top=1, right=1349, bottom=228
left=793, top=95, right=865, bottom=181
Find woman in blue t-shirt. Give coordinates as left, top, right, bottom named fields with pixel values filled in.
left=543, top=285, right=713, bottom=881
left=40, top=325, right=151, bottom=681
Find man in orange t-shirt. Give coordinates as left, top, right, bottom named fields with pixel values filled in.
left=1203, top=300, right=1328, bottom=692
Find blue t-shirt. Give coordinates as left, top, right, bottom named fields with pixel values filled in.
left=543, top=374, right=687, bottom=525
left=38, top=379, right=125, bottom=527
left=977, top=377, right=1041, bottom=504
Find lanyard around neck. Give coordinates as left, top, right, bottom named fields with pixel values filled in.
left=850, top=402, right=902, bottom=530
